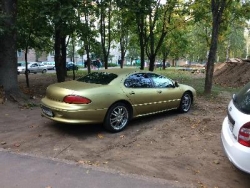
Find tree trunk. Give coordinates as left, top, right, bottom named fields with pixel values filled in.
left=149, top=55, right=156, bottom=71
left=204, top=0, right=226, bottom=94
left=61, top=36, right=67, bottom=77
left=24, top=47, right=29, bottom=88
left=138, top=14, right=145, bottom=70
left=85, top=44, right=91, bottom=74
left=54, top=25, right=65, bottom=82
left=0, top=0, right=20, bottom=97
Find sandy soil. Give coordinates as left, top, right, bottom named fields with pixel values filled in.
left=0, top=68, right=250, bottom=188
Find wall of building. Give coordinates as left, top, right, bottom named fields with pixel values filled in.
left=17, top=49, right=47, bottom=62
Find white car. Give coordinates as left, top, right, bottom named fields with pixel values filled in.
left=17, top=62, right=47, bottom=74
left=221, top=82, right=250, bottom=173
left=17, top=62, right=27, bottom=74
left=42, top=61, right=55, bottom=70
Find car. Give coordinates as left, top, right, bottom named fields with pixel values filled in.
left=27, top=62, right=47, bottom=74
left=66, top=62, right=78, bottom=71
left=17, top=62, right=27, bottom=74
left=221, top=82, right=250, bottom=174
left=155, top=62, right=162, bottom=68
left=43, top=61, right=55, bottom=70
left=40, top=69, right=196, bottom=132
left=18, top=62, right=47, bottom=74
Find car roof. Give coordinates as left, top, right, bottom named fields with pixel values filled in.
left=93, top=68, right=153, bottom=85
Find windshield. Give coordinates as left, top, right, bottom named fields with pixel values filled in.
left=77, top=72, right=117, bottom=85
left=233, top=82, right=250, bottom=114
left=18, top=63, right=25, bottom=67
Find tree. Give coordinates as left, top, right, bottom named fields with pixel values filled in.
left=146, top=0, right=181, bottom=71
left=97, top=0, right=113, bottom=69
left=17, top=0, right=53, bottom=88
left=76, top=0, right=98, bottom=73
left=0, top=0, right=20, bottom=99
left=43, top=0, right=80, bottom=82
left=116, top=0, right=152, bottom=70
left=160, top=28, right=188, bottom=69
left=204, top=0, right=231, bottom=94
left=113, top=2, right=133, bottom=68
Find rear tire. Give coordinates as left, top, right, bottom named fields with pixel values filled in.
left=104, top=102, right=130, bottom=133
left=179, top=92, right=192, bottom=113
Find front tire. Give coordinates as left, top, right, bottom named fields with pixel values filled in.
left=104, top=103, right=129, bottom=133
left=179, top=92, right=192, bottom=113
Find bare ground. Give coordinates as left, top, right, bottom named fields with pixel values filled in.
left=0, top=67, right=250, bottom=188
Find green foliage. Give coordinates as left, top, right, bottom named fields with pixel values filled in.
left=108, top=63, right=118, bottom=67
left=17, top=0, right=53, bottom=52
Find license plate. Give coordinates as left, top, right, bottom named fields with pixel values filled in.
left=42, top=106, right=54, bottom=117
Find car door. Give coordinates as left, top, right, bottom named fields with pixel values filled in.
left=122, top=73, right=162, bottom=115
left=29, top=63, right=38, bottom=73
left=148, top=73, right=182, bottom=111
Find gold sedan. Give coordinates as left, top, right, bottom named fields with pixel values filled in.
left=41, top=68, right=196, bottom=132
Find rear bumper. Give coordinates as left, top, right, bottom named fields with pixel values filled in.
left=221, top=117, right=250, bottom=174
left=40, top=99, right=107, bottom=124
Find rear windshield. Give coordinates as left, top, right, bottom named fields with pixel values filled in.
left=233, top=82, right=250, bottom=114
left=77, top=72, right=117, bottom=85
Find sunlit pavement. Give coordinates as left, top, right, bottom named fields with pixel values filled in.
left=0, top=149, right=191, bottom=188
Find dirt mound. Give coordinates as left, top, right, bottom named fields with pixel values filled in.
left=214, top=60, right=250, bottom=88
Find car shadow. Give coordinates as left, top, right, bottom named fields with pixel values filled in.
left=46, top=109, right=180, bottom=138
left=49, top=122, right=104, bottom=137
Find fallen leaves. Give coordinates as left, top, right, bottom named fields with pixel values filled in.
left=120, top=135, right=125, bottom=139
left=97, top=134, right=104, bottom=139
left=213, top=160, right=220, bottom=164
left=78, top=160, right=108, bottom=166
left=14, top=143, right=21, bottom=147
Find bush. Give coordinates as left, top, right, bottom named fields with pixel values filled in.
left=108, top=63, right=118, bottom=67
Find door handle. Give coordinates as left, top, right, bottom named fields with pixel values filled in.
left=157, top=90, right=162, bottom=94
left=129, top=91, right=135, bottom=95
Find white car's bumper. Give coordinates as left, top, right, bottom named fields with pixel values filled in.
left=221, top=116, right=250, bottom=174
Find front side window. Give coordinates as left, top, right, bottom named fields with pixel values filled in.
left=148, top=73, right=174, bottom=88
left=124, top=73, right=153, bottom=88
left=31, top=63, right=38, bottom=67
left=77, top=72, right=117, bottom=85
left=234, top=82, right=250, bottom=114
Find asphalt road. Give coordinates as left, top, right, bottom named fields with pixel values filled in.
left=0, top=149, right=190, bottom=188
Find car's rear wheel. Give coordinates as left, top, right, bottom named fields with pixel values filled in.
left=42, top=69, right=47, bottom=73
left=104, top=102, right=129, bottom=133
left=179, top=92, right=192, bottom=113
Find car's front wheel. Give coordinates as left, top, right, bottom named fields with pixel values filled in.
left=104, top=102, right=130, bottom=133
left=179, top=92, right=192, bottom=113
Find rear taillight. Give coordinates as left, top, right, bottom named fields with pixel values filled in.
left=63, top=95, right=91, bottom=104
left=238, top=122, right=250, bottom=147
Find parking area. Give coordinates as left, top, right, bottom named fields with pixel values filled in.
left=0, top=92, right=250, bottom=188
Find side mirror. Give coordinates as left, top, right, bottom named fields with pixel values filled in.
left=174, top=81, right=179, bottom=87
left=232, top=94, right=236, bottom=101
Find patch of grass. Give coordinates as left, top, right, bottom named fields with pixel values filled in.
left=66, top=70, right=88, bottom=79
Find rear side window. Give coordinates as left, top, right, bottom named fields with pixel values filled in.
left=234, top=82, right=250, bottom=114
left=77, top=72, right=117, bottom=85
